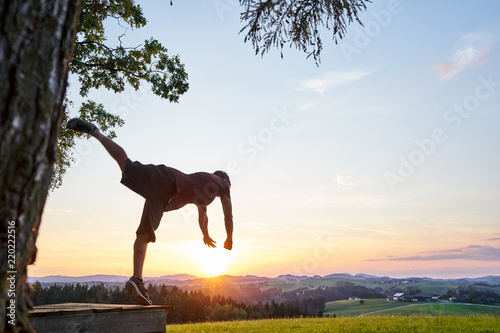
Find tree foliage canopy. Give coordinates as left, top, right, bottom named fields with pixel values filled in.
left=73, top=1, right=188, bottom=102
left=52, top=0, right=189, bottom=189
left=239, top=0, right=370, bottom=63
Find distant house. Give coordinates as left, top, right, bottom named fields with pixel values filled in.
left=349, top=296, right=360, bottom=300
left=387, top=293, right=405, bottom=301
left=408, top=295, right=419, bottom=302
left=411, top=293, right=441, bottom=302
left=394, top=293, right=442, bottom=302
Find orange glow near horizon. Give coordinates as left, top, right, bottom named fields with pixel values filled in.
left=193, top=244, right=233, bottom=277
left=30, top=207, right=500, bottom=280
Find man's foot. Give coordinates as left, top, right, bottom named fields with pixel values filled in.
left=126, top=276, right=152, bottom=305
left=66, top=118, right=98, bottom=135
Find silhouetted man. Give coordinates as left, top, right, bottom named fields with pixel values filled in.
left=67, top=118, right=233, bottom=305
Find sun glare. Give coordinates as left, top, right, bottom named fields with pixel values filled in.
left=196, top=244, right=232, bottom=277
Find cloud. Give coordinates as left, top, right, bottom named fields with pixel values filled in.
left=299, top=71, right=370, bottom=93
left=434, top=33, right=494, bottom=81
left=365, top=244, right=500, bottom=262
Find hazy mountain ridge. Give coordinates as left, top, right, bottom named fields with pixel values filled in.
left=27, top=273, right=500, bottom=284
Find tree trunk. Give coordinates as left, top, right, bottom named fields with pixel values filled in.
left=0, top=1, right=81, bottom=332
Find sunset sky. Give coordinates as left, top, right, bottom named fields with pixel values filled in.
left=31, top=0, right=500, bottom=280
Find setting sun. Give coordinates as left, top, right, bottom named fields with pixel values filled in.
left=195, top=244, right=233, bottom=277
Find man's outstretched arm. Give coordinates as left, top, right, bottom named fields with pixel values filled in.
left=221, top=195, right=233, bottom=250
left=198, top=206, right=216, bottom=248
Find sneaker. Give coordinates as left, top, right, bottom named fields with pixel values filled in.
left=66, top=118, right=98, bottom=135
left=126, top=276, right=152, bottom=305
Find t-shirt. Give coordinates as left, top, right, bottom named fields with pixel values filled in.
left=165, top=168, right=230, bottom=211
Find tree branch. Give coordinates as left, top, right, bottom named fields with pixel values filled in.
left=75, top=40, right=143, bottom=53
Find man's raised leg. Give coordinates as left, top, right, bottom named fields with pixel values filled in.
left=91, top=129, right=127, bottom=172
left=66, top=118, right=127, bottom=172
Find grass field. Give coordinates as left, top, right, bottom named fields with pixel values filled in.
left=324, top=299, right=409, bottom=317
left=166, top=300, right=500, bottom=332
left=165, top=316, right=500, bottom=332
left=324, top=298, right=500, bottom=317
left=372, top=302, right=500, bottom=317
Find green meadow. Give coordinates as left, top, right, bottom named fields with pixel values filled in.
left=372, top=302, right=500, bottom=317
left=324, top=298, right=411, bottom=317
left=165, top=300, right=500, bottom=332
left=325, top=298, right=500, bottom=317
left=165, top=316, right=500, bottom=332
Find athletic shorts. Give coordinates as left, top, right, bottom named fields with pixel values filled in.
left=120, top=159, right=177, bottom=243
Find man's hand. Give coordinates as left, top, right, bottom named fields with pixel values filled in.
left=224, top=238, right=233, bottom=251
left=203, top=236, right=217, bottom=248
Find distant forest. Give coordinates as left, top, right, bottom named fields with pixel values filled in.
left=30, top=282, right=325, bottom=323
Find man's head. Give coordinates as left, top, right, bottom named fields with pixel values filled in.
left=213, top=170, right=231, bottom=187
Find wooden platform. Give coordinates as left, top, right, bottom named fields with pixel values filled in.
left=29, top=303, right=173, bottom=333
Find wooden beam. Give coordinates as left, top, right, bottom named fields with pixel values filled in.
left=29, top=303, right=173, bottom=333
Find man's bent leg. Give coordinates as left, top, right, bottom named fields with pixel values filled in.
left=92, top=129, right=128, bottom=172
left=126, top=200, right=162, bottom=305
left=133, top=234, right=149, bottom=280
left=126, top=234, right=152, bottom=305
